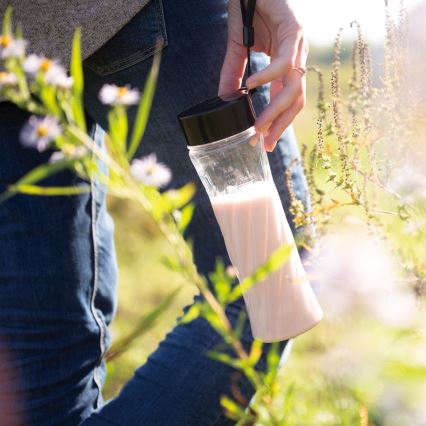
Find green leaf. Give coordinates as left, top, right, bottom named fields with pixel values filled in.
left=263, top=342, right=281, bottom=384
left=233, top=309, right=247, bottom=339
left=105, top=286, right=181, bottom=362
left=203, top=309, right=228, bottom=335
left=266, top=342, right=281, bottom=371
left=177, top=202, right=195, bottom=233
left=248, top=339, right=263, bottom=366
left=2, top=6, right=13, bottom=35
left=179, top=303, right=200, bottom=324
left=209, top=259, right=233, bottom=305
left=207, top=350, right=241, bottom=369
left=0, top=158, right=77, bottom=203
left=229, top=244, right=293, bottom=303
left=162, top=183, right=196, bottom=212
left=10, top=184, right=90, bottom=196
left=220, top=396, right=247, bottom=421
left=127, top=46, right=162, bottom=159
left=107, top=105, right=128, bottom=155
left=161, top=254, right=184, bottom=273
left=70, top=28, right=86, bottom=131
left=17, top=158, right=76, bottom=185
left=39, top=85, right=61, bottom=117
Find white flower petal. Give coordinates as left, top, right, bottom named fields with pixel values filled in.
left=99, top=84, right=119, bottom=105
left=0, top=71, right=18, bottom=87
left=44, top=63, right=70, bottom=86
left=52, top=74, right=73, bottom=89
left=121, top=88, right=140, bottom=105
left=49, top=151, right=65, bottom=163
left=226, top=265, right=238, bottom=278
left=23, top=54, right=43, bottom=75
left=130, top=153, right=172, bottom=188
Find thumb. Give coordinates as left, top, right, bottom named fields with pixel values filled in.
left=218, top=40, right=247, bottom=96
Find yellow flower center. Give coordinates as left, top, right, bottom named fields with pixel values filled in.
left=117, top=86, right=128, bottom=98
left=0, top=35, right=12, bottom=48
left=145, top=165, right=158, bottom=176
left=0, top=71, right=7, bottom=81
left=40, top=59, right=53, bottom=72
left=36, top=125, right=49, bottom=138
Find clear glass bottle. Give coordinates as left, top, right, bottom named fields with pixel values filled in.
left=179, top=90, right=323, bottom=342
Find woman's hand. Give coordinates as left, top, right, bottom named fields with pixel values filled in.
left=219, top=0, right=308, bottom=151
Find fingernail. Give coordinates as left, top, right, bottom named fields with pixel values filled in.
left=255, top=123, right=266, bottom=136
left=249, top=134, right=258, bottom=147
left=262, top=135, right=276, bottom=152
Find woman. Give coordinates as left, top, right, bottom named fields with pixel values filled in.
left=0, top=0, right=309, bottom=424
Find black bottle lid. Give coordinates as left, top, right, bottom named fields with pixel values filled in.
left=178, top=89, right=256, bottom=146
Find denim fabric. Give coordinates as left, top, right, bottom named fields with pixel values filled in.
left=0, top=0, right=311, bottom=424
left=0, top=106, right=117, bottom=425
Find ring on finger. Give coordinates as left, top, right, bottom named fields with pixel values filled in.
left=292, top=67, right=307, bottom=77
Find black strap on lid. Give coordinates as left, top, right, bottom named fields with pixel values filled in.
left=176, top=1, right=259, bottom=147
left=239, top=0, right=257, bottom=83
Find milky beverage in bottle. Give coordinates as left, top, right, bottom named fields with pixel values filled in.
left=211, top=180, right=323, bottom=342
left=178, top=90, right=323, bottom=342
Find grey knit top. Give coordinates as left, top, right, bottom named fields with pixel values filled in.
left=0, top=1, right=149, bottom=66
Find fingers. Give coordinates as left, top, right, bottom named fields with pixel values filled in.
left=246, top=33, right=301, bottom=90
left=263, top=94, right=306, bottom=151
left=255, top=74, right=303, bottom=132
left=269, top=79, right=283, bottom=100
left=218, top=40, right=247, bottom=96
left=259, top=37, right=308, bottom=151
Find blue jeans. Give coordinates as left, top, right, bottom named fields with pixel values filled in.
left=0, top=0, right=310, bottom=425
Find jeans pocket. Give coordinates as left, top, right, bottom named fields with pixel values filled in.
left=83, top=0, right=168, bottom=76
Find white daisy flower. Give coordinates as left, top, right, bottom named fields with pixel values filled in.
left=99, top=84, right=140, bottom=106
left=130, top=153, right=172, bottom=188
left=20, top=115, right=62, bottom=152
left=0, top=71, right=18, bottom=87
left=0, top=34, right=26, bottom=58
left=23, top=54, right=73, bottom=88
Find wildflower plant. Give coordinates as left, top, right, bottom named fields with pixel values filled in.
left=289, top=1, right=426, bottom=301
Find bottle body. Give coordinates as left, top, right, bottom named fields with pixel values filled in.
left=189, top=127, right=323, bottom=342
